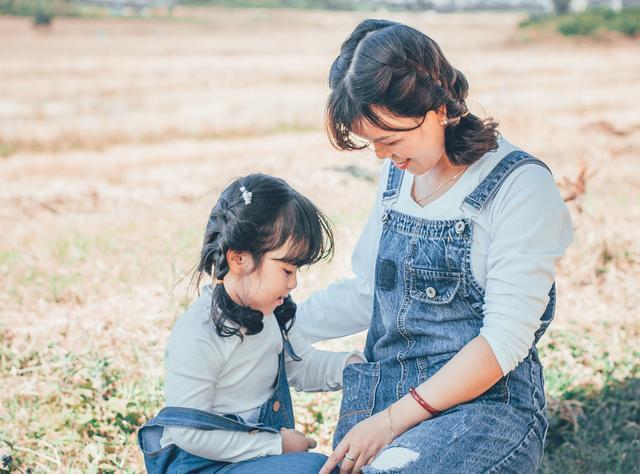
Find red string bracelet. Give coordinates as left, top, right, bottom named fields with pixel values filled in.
left=409, top=388, right=441, bottom=417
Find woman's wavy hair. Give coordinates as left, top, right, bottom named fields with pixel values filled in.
left=193, top=174, right=334, bottom=340
left=326, top=19, right=499, bottom=165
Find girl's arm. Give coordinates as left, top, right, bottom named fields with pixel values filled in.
left=165, top=426, right=282, bottom=463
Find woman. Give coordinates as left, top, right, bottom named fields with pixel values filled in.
left=296, top=19, right=573, bottom=473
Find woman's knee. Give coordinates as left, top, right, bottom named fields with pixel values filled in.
left=364, top=446, right=421, bottom=473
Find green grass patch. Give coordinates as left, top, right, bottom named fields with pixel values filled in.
left=180, top=0, right=362, bottom=11
left=0, top=0, right=81, bottom=19
left=520, top=7, right=640, bottom=38
left=542, top=378, right=640, bottom=473
left=538, top=327, right=639, bottom=472
left=0, top=144, right=16, bottom=159
left=0, top=339, right=164, bottom=473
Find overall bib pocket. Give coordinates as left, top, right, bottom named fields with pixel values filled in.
left=409, top=268, right=462, bottom=305
left=333, top=361, right=381, bottom=448
left=409, top=268, right=464, bottom=321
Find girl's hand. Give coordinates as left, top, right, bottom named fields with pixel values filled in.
left=280, top=428, right=317, bottom=453
left=319, top=411, right=392, bottom=474
left=345, top=354, right=365, bottom=366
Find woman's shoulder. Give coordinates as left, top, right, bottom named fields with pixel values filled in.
left=471, top=138, right=557, bottom=196
left=483, top=152, right=570, bottom=231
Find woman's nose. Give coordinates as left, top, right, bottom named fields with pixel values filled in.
left=373, top=143, right=389, bottom=160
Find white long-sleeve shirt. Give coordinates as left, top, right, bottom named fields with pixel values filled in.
left=159, top=284, right=361, bottom=462
left=297, top=137, right=573, bottom=375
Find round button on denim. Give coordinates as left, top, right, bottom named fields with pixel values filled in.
left=426, top=287, right=437, bottom=298
left=455, top=221, right=466, bottom=234
left=273, top=400, right=281, bottom=412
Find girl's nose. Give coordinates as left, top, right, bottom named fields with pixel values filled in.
left=288, top=272, right=298, bottom=290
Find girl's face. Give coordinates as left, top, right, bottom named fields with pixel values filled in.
left=354, top=108, right=447, bottom=176
left=230, top=243, right=299, bottom=316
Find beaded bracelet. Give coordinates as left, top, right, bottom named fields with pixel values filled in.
left=409, top=387, right=441, bottom=417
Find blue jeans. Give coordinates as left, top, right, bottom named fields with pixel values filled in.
left=169, top=450, right=330, bottom=473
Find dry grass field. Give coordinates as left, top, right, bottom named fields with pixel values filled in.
left=0, top=7, right=638, bottom=473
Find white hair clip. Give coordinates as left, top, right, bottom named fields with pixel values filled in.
left=240, top=186, right=252, bottom=205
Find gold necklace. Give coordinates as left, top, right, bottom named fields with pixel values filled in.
left=414, top=168, right=467, bottom=205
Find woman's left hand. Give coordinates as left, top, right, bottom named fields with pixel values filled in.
left=319, top=410, right=393, bottom=474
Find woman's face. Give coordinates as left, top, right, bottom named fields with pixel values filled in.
left=354, top=108, right=447, bottom=176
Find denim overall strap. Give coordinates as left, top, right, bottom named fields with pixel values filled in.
left=258, top=316, right=299, bottom=430
left=381, top=164, right=404, bottom=223
left=141, top=407, right=280, bottom=434
left=462, top=150, right=551, bottom=215
left=461, top=149, right=556, bottom=345
left=138, top=405, right=282, bottom=462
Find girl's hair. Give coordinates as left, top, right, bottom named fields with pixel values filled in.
left=326, top=19, right=499, bottom=166
left=194, top=174, right=334, bottom=339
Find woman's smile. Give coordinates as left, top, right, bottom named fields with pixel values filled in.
left=391, top=157, right=411, bottom=170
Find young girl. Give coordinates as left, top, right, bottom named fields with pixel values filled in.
left=294, top=19, right=573, bottom=473
left=138, top=174, right=361, bottom=473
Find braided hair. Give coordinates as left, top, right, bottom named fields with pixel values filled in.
left=195, top=174, right=334, bottom=339
left=326, top=19, right=499, bottom=166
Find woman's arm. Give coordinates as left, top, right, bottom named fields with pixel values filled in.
left=384, top=335, right=503, bottom=431
left=296, top=162, right=389, bottom=343
left=479, top=165, right=574, bottom=374
left=295, top=275, right=374, bottom=343
left=319, top=336, right=502, bottom=473
left=285, top=324, right=366, bottom=392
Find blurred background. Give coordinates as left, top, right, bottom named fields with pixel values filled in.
left=0, top=1, right=638, bottom=472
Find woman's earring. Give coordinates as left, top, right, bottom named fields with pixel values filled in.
left=441, top=118, right=449, bottom=126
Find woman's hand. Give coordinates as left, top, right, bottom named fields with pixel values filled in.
left=319, top=410, right=393, bottom=474
left=280, top=428, right=317, bottom=453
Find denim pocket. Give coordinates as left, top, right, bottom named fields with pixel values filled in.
left=333, top=361, right=381, bottom=448
left=409, top=268, right=462, bottom=305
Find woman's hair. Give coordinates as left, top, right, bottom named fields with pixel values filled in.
left=194, top=174, right=334, bottom=339
left=326, top=19, right=499, bottom=166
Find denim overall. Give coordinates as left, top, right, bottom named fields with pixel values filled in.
left=138, top=319, right=329, bottom=473
left=335, top=151, right=555, bottom=473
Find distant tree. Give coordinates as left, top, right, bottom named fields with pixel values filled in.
left=32, top=1, right=56, bottom=28
left=552, top=0, right=571, bottom=14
